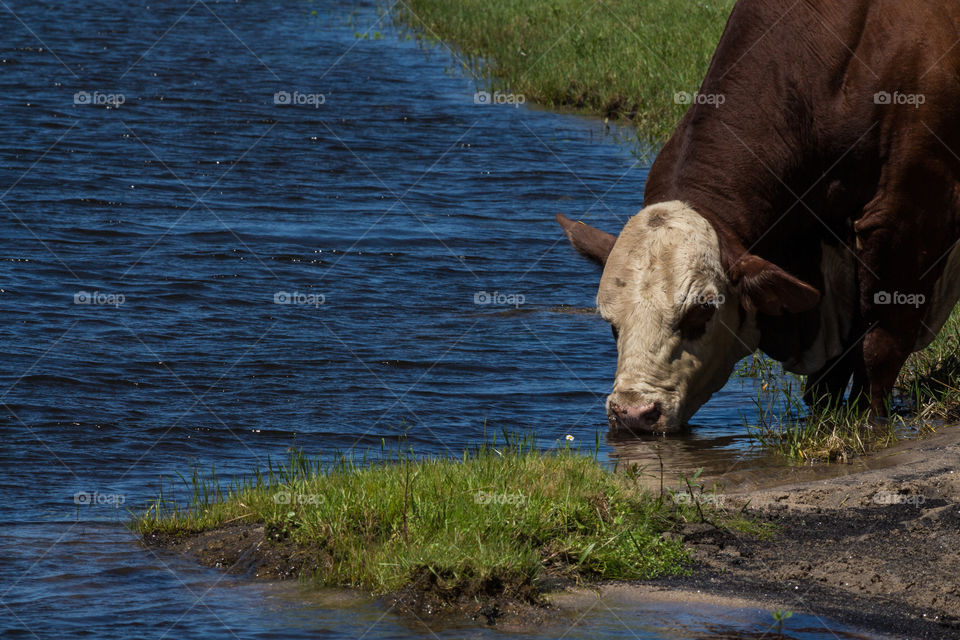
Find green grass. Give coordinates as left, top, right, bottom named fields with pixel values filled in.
left=897, top=307, right=960, bottom=422
left=133, top=434, right=762, bottom=597
left=745, top=373, right=899, bottom=463
left=393, top=0, right=736, bottom=149
left=741, top=308, right=960, bottom=462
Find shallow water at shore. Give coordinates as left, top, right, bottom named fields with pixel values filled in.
left=2, top=523, right=881, bottom=640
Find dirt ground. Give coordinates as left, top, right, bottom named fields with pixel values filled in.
left=617, top=426, right=960, bottom=639
left=143, top=427, right=960, bottom=638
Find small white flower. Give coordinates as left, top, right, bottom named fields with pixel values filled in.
left=565, top=434, right=574, bottom=442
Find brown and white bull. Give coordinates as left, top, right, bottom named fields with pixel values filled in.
left=559, top=0, right=960, bottom=433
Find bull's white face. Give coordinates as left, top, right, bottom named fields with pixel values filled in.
left=597, top=202, right=759, bottom=433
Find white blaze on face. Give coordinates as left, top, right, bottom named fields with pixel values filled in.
left=597, top=202, right=758, bottom=431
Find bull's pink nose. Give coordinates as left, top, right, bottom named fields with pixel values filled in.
left=608, top=402, right=662, bottom=431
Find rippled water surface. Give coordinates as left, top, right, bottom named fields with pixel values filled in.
left=1, top=1, right=877, bottom=638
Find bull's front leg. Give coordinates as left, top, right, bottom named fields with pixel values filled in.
left=803, top=346, right=860, bottom=408
left=861, top=325, right=913, bottom=414
left=855, top=215, right=926, bottom=415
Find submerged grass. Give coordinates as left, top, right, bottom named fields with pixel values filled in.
left=742, top=308, right=960, bottom=462
left=134, top=434, right=761, bottom=598
left=393, top=0, right=735, bottom=149
left=744, top=371, right=899, bottom=464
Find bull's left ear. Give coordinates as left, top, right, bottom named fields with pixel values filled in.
left=730, top=254, right=820, bottom=315
left=556, top=214, right=616, bottom=266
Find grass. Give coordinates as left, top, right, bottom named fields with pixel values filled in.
left=133, top=433, right=764, bottom=599
left=741, top=308, right=960, bottom=462
left=744, top=370, right=899, bottom=463
left=392, top=0, right=736, bottom=149
left=897, top=307, right=960, bottom=422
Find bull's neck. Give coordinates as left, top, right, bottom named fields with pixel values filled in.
left=639, top=0, right=873, bottom=273
left=643, top=139, right=786, bottom=272
left=640, top=0, right=826, bottom=271
left=642, top=82, right=816, bottom=273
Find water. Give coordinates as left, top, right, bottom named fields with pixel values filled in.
left=0, top=1, right=873, bottom=638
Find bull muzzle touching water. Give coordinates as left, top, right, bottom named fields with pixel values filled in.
left=558, top=202, right=820, bottom=433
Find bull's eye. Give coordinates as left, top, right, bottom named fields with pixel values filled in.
left=611, top=324, right=620, bottom=341
left=677, top=301, right=718, bottom=341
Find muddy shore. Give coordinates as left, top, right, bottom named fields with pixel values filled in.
left=142, top=427, right=960, bottom=638
left=639, top=425, right=960, bottom=639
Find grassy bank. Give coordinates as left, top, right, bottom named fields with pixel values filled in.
left=134, top=436, right=762, bottom=606
left=743, top=308, right=960, bottom=462
left=394, top=0, right=735, bottom=147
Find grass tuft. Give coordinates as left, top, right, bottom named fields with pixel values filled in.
left=897, top=307, right=960, bottom=422
left=741, top=309, right=960, bottom=462
left=133, top=434, right=759, bottom=598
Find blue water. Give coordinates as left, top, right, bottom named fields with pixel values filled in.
left=0, top=1, right=875, bottom=638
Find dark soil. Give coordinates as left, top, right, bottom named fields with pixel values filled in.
left=143, top=524, right=328, bottom=580
left=141, top=524, right=555, bottom=627
left=653, top=430, right=960, bottom=639
left=389, top=566, right=550, bottom=627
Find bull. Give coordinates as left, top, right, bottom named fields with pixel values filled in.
left=559, top=0, right=960, bottom=433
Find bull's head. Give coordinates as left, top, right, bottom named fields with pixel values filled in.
left=558, top=201, right=820, bottom=433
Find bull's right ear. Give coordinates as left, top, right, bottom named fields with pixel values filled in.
left=730, top=254, right=820, bottom=316
left=556, top=214, right=617, bottom=266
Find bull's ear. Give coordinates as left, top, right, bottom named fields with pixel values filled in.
left=556, top=214, right=617, bottom=266
left=730, top=254, right=820, bottom=315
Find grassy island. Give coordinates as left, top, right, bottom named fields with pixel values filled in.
left=135, top=437, right=763, bottom=613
